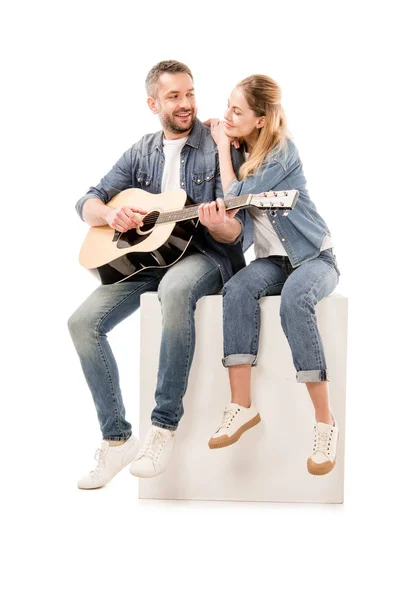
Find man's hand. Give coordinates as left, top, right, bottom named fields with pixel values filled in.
left=198, top=198, right=239, bottom=231
left=105, top=206, right=147, bottom=233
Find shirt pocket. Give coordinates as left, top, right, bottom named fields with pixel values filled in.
left=191, top=168, right=216, bottom=202
left=135, top=169, right=153, bottom=190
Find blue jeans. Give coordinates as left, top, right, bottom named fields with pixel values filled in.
left=68, top=253, right=222, bottom=439
left=222, top=249, right=340, bottom=382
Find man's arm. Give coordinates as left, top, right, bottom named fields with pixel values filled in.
left=200, top=199, right=243, bottom=243
left=76, top=146, right=146, bottom=231
left=76, top=147, right=133, bottom=222
left=82, top=197, right=114, bottom=226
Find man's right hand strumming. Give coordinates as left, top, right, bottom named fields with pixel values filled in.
left=105, top=206, right=146, bottom=233
left=82, top=196, right=146, bottom=231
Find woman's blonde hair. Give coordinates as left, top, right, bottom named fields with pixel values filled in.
left=237, top=75, right=289, bottom=180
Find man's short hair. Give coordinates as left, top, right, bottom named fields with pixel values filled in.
left=145, top=60, right=194, bottom=97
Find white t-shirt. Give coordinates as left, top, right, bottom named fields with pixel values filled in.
left=244, top=152, right=333, bottom=258
left=161, top=136, right=188, bottom=193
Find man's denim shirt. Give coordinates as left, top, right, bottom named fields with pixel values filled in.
left=226, top=139, right=331, bottom=268
left=76, top=119, right=246, bottom=284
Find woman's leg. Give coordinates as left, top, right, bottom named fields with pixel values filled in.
left=228, top=365, right=252, bottom=408
left=209, top=258, right=286, bottom=449
left=279, top=250, right=340, bottom=421
left=222, top=257, right=286, bottom=401
left=305, top=382, right=332, bottom=425
left=279, top=250, right=340, bottom=474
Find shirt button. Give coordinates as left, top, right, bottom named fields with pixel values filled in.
left=137, top=178, right=141, bottom=182
left=272, top=220, right=275, bottom=224
left=281, top=238, right=285, bottom=242
left=181, top=159, right=184, bottom=164
left=146, top=181, right=150, bottom=186
left=181, top=182, right=185, bottom=186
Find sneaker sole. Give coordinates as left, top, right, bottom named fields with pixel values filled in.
left=307, top=458, right=336, bottom=476
left=208, top=413, right=261, bottom=449
left=129, top=465, right=167, bottom=479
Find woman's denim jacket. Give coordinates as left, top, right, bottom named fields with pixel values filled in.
left=76, top=119, right=245, bottom=284
left=226, top=139, right=332, bottom=267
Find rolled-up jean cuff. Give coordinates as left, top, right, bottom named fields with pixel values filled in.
left=296, top=369, right=329, bottom=383
left=103, top=433, right=132, bottom=441
left=151, top=421, right=178, bottom=432
left=222, top=354, right=258, bottom=368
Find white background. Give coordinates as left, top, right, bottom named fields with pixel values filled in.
left=2, top=1, right=399, bottom=598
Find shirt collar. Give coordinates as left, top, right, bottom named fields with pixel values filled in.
left=156, top=118, right=203, bottom=151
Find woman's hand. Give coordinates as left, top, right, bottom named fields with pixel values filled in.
left=203, top=119, right=240, bottom=149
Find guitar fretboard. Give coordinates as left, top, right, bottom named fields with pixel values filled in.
left=156, top=195, right=250, bottom=225
left=155, top=191, right=294, bottom=225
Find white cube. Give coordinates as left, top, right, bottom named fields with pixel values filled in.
left=139, top=292, right=347, bottom=503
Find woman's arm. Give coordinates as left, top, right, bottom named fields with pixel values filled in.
left=208, top=120, right=239, bottom=195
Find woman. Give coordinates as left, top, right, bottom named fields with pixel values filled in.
left=206, top=75, right=340, bottom=476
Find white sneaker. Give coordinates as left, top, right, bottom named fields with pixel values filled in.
left=307, top=419, right=339, bottom=475
left=77, top=435, right=139, bottom=489
left=208, top=402, right=261, bottom=449
left=129, top=425, right=175, bottom=478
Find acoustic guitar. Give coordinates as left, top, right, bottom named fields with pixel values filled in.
left=79, top=188, right=298, bottom=284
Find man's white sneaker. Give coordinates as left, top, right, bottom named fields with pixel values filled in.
left=208, top=402, right=261, bottom=449
left=307, top=420, right=339, bottom=476
left=129, top=425, right=175, bottom=478
left=77, top=435, right=139, bottom=490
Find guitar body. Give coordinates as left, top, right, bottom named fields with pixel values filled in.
left=78, top=187, right=299, bottom=285
left=79, top=188, right=198, bottom=284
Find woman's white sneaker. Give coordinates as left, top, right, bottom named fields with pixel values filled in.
left=307, top=420, right=339, bottom=475
left=129, top=425, right=175, bottom=478
left=208, top=402, right=261, bottom=449
left=77, top=436, right=139, bottom=490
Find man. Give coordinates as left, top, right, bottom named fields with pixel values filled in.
left=69, top=60, right=245, bottom=489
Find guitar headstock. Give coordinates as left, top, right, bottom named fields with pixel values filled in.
left=248, top=190, right=299, bottom=211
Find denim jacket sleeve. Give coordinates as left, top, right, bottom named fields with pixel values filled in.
left=225, top=157, right=286, bottom=199
left=75, top=147, right=136, bottom=220
left=205, top=166, right=243, bottom=247
left=222, top=147, right=245, bottom=245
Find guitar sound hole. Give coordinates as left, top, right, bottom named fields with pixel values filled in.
left=140, top=211, right=160, bottom=233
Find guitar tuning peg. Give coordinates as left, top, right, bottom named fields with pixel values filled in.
left=282, top=210, right=289, bottom=217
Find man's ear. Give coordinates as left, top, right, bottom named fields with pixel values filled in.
left=256, top=116, right=266, bottom=129
left=147, top=96, right=158, bottom=114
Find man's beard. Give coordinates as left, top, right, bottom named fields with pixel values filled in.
left=160, top=110, right=196, bottom=134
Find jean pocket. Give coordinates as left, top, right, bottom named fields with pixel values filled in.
left=319, top=249, right=341, bottom=275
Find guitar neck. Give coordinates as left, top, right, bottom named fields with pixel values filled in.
left=156, top=195, right=250, bottom=225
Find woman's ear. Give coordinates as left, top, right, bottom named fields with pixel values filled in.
left=256, top=116, right=266, bottom=129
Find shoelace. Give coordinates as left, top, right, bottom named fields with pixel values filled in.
left=91, top=447, right=107, bottom=479
left=217, top=405, right=240, bottom=431
left=313, top=427, right=333, bottom=456
left=136, top=430, right=166, bottom=462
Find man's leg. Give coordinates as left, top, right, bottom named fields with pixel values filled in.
left=68, top=272, right=161, bottom=441
left=130, top=253, right=221, bottom=478
left=152, top=253, right=222, bottom=429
